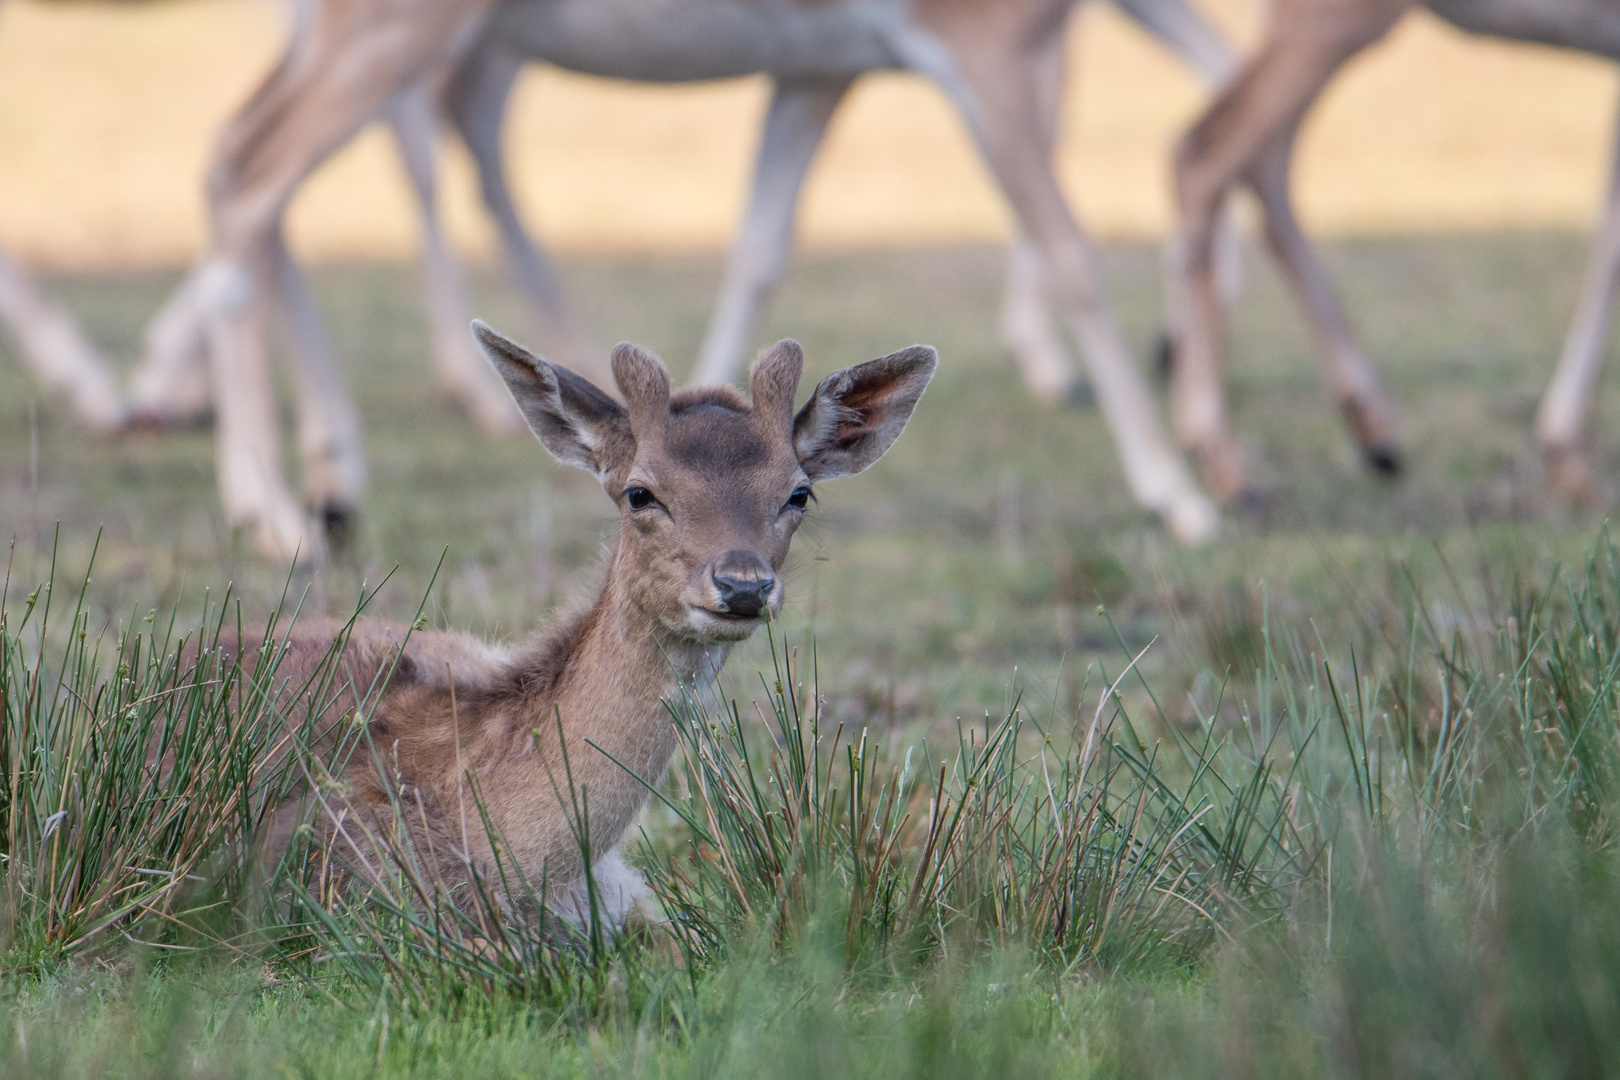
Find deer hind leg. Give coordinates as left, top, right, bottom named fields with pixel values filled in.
left=201, top=5, right=490, bottom=562
left=443, top=45, right=603, bottom=383
left=1252, top=124, right=1400, bottom=473
left=905, top=26, right=1217, bottom=544
left=1170, top=8, right=1404, bottom=499
left=1535, top=84, right=1620, bottom=505
left=387, top=74, right=524, bottom=434
left=689, top=78, right=851, bottom=386
left=130, top=21, right=327, bottom=433
left=0, top=249, right=127, bottom=430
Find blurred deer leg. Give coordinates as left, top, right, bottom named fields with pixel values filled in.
left=264, top=227, right=365, bottom=536
left=915, top=29, right=1217, bottom=544
left=444, top=45, right=601, bottom=381
left=201, top=3, right=491, bottom=561
left=0, top=249, right=127, bottom=430
left=129, top=267, right=214, bottom=426
left=1536, top=87, right=1620, bottom=504
left=999, top=30, right=1084, bottom=401
left=389, top=77, right=523, bottom=433
left=1000, top=238, right=1084, bottom=400
left=1170, top=9, right=1402, bottom=498
left=690, top=78, right=851, bottom=386
left=1251, top=125, right=1399, bottom=474
left=1109, top=0, right=1246, bottom=377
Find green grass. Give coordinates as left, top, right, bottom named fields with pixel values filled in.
left=4, top=233, right=1620, bottom=1076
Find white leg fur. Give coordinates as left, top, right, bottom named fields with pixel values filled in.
left=550, top=849, right=653, bottom=936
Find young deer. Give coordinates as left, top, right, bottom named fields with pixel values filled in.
left=257, top=321, right=935, bottom=927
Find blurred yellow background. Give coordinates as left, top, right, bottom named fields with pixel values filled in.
left=0, top=0, right=1614, bottom=270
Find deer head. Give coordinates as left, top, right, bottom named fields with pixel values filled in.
left=472, top=321, right=937, bottom=644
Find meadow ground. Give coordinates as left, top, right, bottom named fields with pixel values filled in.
left=4, top=233, right=1620, bottom=1076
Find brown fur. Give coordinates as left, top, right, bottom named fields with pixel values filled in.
left=244, top=326, right=935, bottom=925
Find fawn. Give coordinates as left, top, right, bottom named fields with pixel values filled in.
left=251, top=321, right=935, bottom=928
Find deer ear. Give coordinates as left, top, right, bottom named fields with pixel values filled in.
left=792, top=345, right=937, bottom=482
left=473, top=320, right=633, bottom=480
left=749, top=339, right=804, bottom=427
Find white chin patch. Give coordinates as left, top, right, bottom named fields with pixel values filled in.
left=684, top=608, right=763, bottom=641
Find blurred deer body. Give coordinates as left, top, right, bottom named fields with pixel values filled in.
left=488, top=0, right=903, bottom=80
left=259, top=324, right=935, bottom=930
left=1169, top=0, right=1620, bottom=501
left=138, top=0, right=1225, bottom=561
left=131, top=0, right=1236, bottom=433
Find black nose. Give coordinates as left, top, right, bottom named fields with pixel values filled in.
left=712, top=567, right=775, bottom=618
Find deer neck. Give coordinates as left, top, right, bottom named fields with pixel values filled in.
left=468, top=540, right=731, bottom=879
left=532, top=540, right=729, bottom=778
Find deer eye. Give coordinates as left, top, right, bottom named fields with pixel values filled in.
left=624, top=486, right=657, bottom=511
left=786, top=486, right=813, bottom=511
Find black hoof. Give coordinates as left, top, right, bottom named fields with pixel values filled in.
left=1066, top=381, right=1096, bottom=410
left=1364, top=445, right=1403, bottom=478
left=122, top=408, right=215, bottom=435
left=321, top=503, right=356, bottom=551
left=1153, top=330, right=1176, bottom=381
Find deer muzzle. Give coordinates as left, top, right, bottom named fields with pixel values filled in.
left=709, top=552, right=776, bottom=619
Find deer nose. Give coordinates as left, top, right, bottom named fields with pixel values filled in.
left=711, top=556, right=775, bottom=618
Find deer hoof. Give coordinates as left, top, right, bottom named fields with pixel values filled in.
left=1363, top=443, right=1403, bottom=478
left=1546, top=445, right=1600, bottom=507
left=1196, top=441, right=1248, bottom=503
left=320, top=503, right=356, bottom=551
left=1153, top=330, right=1176, bottom=381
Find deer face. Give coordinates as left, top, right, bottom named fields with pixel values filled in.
left=473, top=321, right=936, bottom=644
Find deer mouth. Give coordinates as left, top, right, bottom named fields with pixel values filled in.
left=685, top=605, right=769, bottom=640
left=703, top=608, right=761, bottom=623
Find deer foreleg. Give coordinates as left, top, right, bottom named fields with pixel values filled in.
left=1535, top=83, right=1620, bottom=504
left=264, top=228, right=367, bottom=538
left=910, top=27, right=1217, bottom=544
left=0, top=249, right=126, bottom=431
left=689, top=78, right=851, bottom=386
left=388, top=78, right=524, bottom=434
left=129, top=268, right=214, bottom=428
left=445, top=44, right=601, bottom=381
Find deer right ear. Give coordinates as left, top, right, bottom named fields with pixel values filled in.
left=473, top=321, right=633, bottom=480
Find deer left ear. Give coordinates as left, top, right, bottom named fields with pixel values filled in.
left=793, top=345, right=937, bottom=482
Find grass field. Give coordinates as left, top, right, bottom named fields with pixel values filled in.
left=4, top=233, right=1620, bottom=1076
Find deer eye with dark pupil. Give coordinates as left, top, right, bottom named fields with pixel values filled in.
left=787, top=486, right=812, bottom=510
left=624, top=487, right=656, bottom=511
